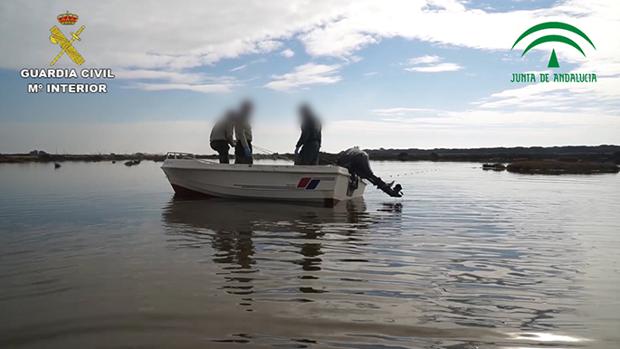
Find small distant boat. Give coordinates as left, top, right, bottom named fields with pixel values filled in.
left=482, top=163, right=506, bottom=171
left=124, top=159, right=141, bottom=166
left=161, top=152, right=365, bottom=206
left=54, top=162, right=61, bottom=169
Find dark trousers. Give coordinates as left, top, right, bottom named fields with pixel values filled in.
left=210, top=140, right=230, bottom=164
left=234, top=141, right=253, bottom=164
left=295, top=141, right=320, bottom=165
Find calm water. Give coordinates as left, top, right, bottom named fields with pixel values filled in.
left=0, top=161, right=619, bottom=348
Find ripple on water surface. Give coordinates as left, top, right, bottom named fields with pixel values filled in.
left=0, top=161, right=618, bottom=348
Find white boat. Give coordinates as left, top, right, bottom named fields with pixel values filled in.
left=161, top=152, right=365, bottom=206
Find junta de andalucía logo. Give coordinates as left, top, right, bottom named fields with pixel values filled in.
left=510, top=21, right=597, bottom=84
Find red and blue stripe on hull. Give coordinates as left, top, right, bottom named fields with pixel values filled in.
left=297, top=177, right=321, bottom=190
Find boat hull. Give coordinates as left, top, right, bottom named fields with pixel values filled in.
left=161, top=159, right=365, bottom=205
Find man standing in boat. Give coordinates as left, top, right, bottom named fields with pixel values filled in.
left=234, top=100, right=254, bottom=164
left=294, top=104, right=322, bottom=165
left=209, top=110, right=236, bottom=163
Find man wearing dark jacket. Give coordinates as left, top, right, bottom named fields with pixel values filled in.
left=337, top=147, right=403, bottom=197
left=294, top=104, right=322, bottom=165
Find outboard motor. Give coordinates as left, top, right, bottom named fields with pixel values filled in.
left=337, top=147, right=403, bottom=198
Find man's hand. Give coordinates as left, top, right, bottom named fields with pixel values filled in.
left=378, top=181, right=403, bottom=197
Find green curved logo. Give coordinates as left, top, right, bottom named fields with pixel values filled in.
left=512, top=22, right=596, bottom=68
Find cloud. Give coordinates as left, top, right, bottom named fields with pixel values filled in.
left=229, top=64, right=247, bottom=72
left=300, top=26, right=379, bottom=58
left=407, top=55, right=441, bottom=65
left=0, top=0, right=341, bottom=93
left=372, top=107, right=441, bottom=118
left=475, top=79, right=620, bottom=115
left=281, top=49, right=295, bottom=58
left=406, top=62, right=462, bottom=72
left=115, top=69, right=238, bottom=93
left=404, top=55, right=462, bottom=73
left=1, top=1, right=618, bottom=75
left=264, top=63, right=341, bottom=91
left=115, top=69, right=205, bottom=84
left=295, top=0, right=615, bottom=60
left=1, top=0, right=619, bottom=135
left=131, top=82, right=234, bottom=93
left=0, top=1, right=331, bottom=70
left=293, top=0, right=620, bottom=112
left=256, top=40, right=283, bottom=52
left=325, top=109, right=620, bottom=149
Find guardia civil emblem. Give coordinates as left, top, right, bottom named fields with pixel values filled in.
left=49, top=11, right=86, bottom=66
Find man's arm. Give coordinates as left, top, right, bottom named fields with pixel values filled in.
left=296, top=122, right=309, bottom=148
left=226, top=121, right=235, bottom=146
left=236, top=124, right=250, bottom=152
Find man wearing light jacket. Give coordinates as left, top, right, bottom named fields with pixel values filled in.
left=210, top=110, right=236, bottom=164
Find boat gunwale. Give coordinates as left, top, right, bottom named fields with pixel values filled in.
left=162, top=158, right=352, bottom=176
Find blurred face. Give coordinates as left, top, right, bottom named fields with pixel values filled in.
left=225, top=110, right=236, bottom=121
left=240, top=101, right=253, bottom=118
left=299, top=105, right=311, bottom=121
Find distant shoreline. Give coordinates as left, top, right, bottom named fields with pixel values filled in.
left=363, top=145, right=620, bottom=163
left=1, top=145, right=619, bottom=164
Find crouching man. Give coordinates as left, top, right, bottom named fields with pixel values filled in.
left=337, top=147, right=403, bottom=197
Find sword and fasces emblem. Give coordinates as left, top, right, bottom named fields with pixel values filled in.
left=49, top=11, right=85, bottom=66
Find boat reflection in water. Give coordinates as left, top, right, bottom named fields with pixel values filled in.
left=161, top=197, right=401, bottom=310
left=160, top=197, right=590, bottom=347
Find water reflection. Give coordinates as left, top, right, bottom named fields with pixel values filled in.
left=162, top=196, right=371, bottom=232
left=160, top=195, right=579, bottom=345
left=161, top=197, right=384, bottom=309
left=1, top=161, right=614, bottom=348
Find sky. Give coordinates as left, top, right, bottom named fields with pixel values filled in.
left=0, top=0, right=619, bottom=154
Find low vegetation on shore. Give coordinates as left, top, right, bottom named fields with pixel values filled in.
left=1, top=146, right=618, bottom=175
left=366, top=145, right=620, bottom=163
left=506, top=160, right=619, bottom=175
left=0, top=151, right=167, bottom=164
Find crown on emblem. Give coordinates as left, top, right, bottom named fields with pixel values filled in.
left=57, top=11, right=79, bottom=25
